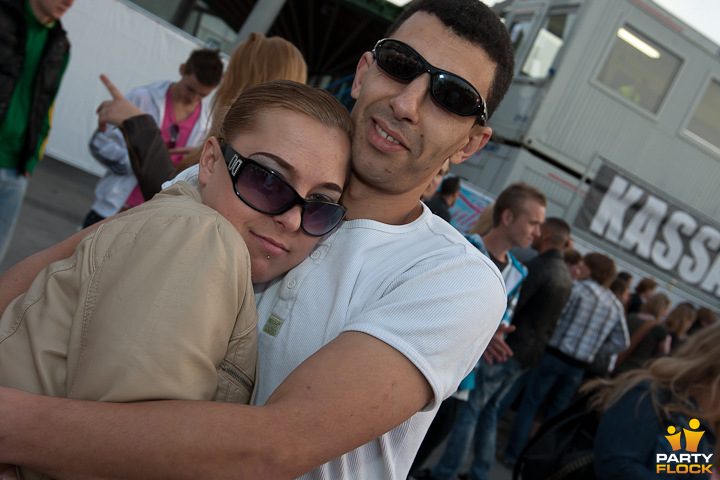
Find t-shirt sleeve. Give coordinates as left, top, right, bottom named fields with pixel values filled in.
left=341, top=252, right=507, bottom=410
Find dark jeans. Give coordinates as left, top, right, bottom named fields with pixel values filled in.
left=409, top=396, right=462, bottom=475
left=504, top=351, right=586, bottom=463
left=82, top=209, right=106, bottom=229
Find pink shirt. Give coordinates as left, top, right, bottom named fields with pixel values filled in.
left=124, top=87, right=202, bottom=208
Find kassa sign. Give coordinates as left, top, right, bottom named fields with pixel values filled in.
left=574, top=164, right=720, bottom=301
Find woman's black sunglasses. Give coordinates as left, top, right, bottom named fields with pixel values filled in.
left=372, top=38, right=488, bottom=124
left=221, top=140, right=346, bottom=237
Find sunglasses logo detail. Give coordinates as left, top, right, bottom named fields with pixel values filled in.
left=228, top=154, right=242, bottom=176
left=656, top=418, right=713, bottom=475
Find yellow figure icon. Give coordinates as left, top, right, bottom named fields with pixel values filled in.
left=683, top=418, right=705, bottom=453
left=665, top=425, right=683, bottom=451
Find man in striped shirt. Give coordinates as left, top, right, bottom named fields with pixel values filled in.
left=504, top=252, right=629, bottom=464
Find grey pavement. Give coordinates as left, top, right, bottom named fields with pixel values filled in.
left=0, top=156, right=98, bottom=273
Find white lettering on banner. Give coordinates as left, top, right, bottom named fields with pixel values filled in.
left=588, top=172, right=720, bottom=299
left=700, top=254, right=720, bottom=295
left=620, top=195, right=668, bottom=259
left=651, top=211, right=697, bottom=270
left=589, top=176, right=644, bottom=243
left=678, top=226, right=720, bottom=284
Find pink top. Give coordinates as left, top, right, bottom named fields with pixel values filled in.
left=124, top=87, right=202, bottom=208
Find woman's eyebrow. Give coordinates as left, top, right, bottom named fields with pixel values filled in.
left=251, top=151, right=344, bottom=195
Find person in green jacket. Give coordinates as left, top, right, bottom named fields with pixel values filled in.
left=0, top=0, right=73, bottom=262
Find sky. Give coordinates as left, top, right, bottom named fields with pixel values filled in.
left=472, top=0, right=720, bottom=47
left=652, top=0, right=720, bottom=46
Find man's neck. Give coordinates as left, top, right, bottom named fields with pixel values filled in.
left=537, top=245, right=561, bottom=255
left=341, top=176, right=425, bottom=225
left=168, top=84, right=200, bottom=122
left=28, top=0, right=54, bottom=25
left=481, top=228, right=511, bottom=263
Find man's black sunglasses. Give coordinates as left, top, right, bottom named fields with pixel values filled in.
left=221, top=140, right=346, bottom=237
left=372, top=38, right=488, bottom=124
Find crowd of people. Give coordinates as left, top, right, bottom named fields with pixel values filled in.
left=0, top=0, right=717, bottom=479
left=418, top=182, right=718, bottom=479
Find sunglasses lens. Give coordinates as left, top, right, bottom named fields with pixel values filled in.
left=432, top=73, right=482, bottom=116
left=302, top=202, right=346, bottom=237
left=376, top=41, right=424, bottom=80
left=236, top=163, right=296, bottom=213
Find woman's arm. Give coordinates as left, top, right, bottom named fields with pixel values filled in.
left=0, top=227, right=93, bottom=312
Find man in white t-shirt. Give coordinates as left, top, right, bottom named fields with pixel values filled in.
left=0, top=1, right=516, bottom=478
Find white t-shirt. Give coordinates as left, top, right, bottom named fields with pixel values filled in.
left=170, top=165, right=507, bottom=479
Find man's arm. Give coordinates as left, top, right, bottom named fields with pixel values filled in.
left=0, top=331, right=432, bottom=480
left=482, top=324, right=515, bottom=365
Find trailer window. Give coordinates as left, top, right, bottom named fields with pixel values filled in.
left=519, top=12, right=577, bottom=79
left=685, top=79, right=720, bottom=151
left=597, top=26, right=681, bottom=114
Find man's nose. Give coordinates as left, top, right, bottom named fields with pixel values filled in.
left=389, top=74, right=429, bottom=124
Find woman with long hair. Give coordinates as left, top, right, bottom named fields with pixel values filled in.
left=613, top=292, right=672, bottom=375
left=582, top=323, right=719, bottom=479
left=175, top=33, right=307, bottom=173
left=664, top=303, right=697, bottom=352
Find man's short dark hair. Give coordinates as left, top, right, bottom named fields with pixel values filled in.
left=583, top=252, right=616, bottom=287
left=635, top=277, right=658, bottom=294
left=184, top=49, right=223, bottom=87
left=609, top=277, right=629, bottom=299
left=564, top=248, right=582, bottom=266
left=388, top=0, right=515, bottom=119
left=492, top=182, right=546, bottom=227
left=616, top=271, right=633, bottom=283
left=440, top=176, right=461, bottom=196
left=543, top=217, right=570, bottom=249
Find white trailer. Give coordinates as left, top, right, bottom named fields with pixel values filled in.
left=451, top=0, right=720, bottom=309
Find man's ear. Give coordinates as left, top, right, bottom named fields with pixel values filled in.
left=350, top=52, right=374, bottom=101
left=448, top=124, right=493, bottom=166
left=500, top=207, right=514, bottom=227
left=197, top=137, right=219, bottom=187
left=179, top=63, right=186, bottom=76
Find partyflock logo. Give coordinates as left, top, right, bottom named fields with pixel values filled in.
left=656, top=418, right=713, bottom=474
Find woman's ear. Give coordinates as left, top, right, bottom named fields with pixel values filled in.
left=197, top=137, right=220, bottom=187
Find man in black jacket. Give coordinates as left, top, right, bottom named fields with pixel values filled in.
left=423, top=176, right=461, bottom=222
left=0, top=0, right=73, bottom=262
left=499, top=217, right=574, bottom=466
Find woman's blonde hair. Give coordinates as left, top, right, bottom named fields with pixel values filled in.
left=639, top=292, right=671, bottom=319
left=178, top=33, right=308, bottom=171
left=663, top=303, right=696, bottom=338
left=467, top=203, right=494, bottom=236
left=219, top=80, right=352, bottom=145
left=582, top=322, right=720, bottom=425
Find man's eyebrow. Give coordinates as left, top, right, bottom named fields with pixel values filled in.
left=252, top=151, right=344, bottom=194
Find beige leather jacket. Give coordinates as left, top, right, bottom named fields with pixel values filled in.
left=0, top=183, right=257, bottom=479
